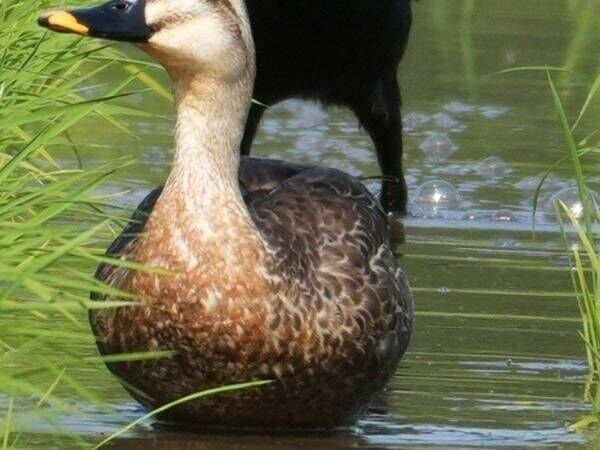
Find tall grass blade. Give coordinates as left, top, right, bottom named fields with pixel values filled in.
left=93, top=381, right=273, bottom=449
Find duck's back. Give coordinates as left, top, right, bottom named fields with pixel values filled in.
left=242, top=161, right=415, bottom=425
left=247, top=0, right=412, bottom=103
left=248, top=164, right=414, bottom=388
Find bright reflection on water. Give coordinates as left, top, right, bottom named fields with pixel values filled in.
left=5, top=0, right=600, bottom=449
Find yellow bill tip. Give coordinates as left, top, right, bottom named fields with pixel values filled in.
left=39, top=11, right=89, bottom=36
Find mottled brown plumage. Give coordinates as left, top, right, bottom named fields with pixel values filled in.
left=39, top=0, right=414, bottom=429
left=92, top=157, right=413, bottom=428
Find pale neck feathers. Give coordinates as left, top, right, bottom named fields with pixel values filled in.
left=139, top=6, right=265, bottom=271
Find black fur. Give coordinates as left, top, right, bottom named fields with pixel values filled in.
left=244, top=0, right=412, bottom=213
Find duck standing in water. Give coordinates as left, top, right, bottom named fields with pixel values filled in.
left=39, top=0, right=414, bottom=428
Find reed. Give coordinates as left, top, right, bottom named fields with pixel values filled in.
left=546, top=71, right=600, bottom=429
left=0, top=0, right=164, bottom=446
left=0, top=3, right=263, bottom=447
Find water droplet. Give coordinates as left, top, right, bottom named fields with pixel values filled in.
left=420, top=133, right=458, bottom=163
left=477, top=156, right=510, bottom=178
left=415, top=180, right=462, bottom=216
left=544, top=187, right=600, bottom=222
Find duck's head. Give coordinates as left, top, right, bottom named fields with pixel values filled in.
left=39, top=0, right=254, bottom=80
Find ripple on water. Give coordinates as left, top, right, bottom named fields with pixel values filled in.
left=462, top=209, right=520, bottom=224
left=360, top=419, right=584, bottom=448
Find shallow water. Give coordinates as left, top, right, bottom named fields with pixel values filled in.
left=5, top=0, right=600, bottom=448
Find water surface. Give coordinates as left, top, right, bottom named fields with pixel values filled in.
left=5, top=0, right=600, bottom=448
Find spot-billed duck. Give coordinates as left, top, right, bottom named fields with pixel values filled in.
left=39, top=0, right=414, bottom=429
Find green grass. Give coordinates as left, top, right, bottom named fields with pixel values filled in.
left=543, top=70, right=600, bottom=429
left=0, top=0, right=167, bottom=446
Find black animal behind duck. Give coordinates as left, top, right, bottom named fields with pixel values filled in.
left=39, top=0, right=414, bottom=429
left=246, top=0, right=413, bottom=215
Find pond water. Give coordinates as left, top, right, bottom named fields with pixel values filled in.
left=6, top=0, right=600, bottom=448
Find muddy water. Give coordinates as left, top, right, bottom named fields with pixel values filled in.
left=6, top=0, right=600, bottom=448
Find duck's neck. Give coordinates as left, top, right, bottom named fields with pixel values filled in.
left=148, top=71, right=261, bottom=257
left=166, top=74, right=250, bottom=211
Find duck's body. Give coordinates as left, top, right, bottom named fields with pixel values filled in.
left=93, top=158, right=412, bottom=427
left=40, top=0, right=414, bottom=429
left=245, top=0, right=413, bottom=214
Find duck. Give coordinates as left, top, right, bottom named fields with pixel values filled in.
left=39, top=0, right=414, bottom=429
left=244, top=0, right=413, bottom=215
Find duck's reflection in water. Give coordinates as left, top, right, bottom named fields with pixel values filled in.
left=107, top=426, right=372, bottom=450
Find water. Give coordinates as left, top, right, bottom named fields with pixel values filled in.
left=5, top=0, right=600, bottom=448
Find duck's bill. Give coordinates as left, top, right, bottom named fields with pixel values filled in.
left=38, top=0, right=152, bottom=43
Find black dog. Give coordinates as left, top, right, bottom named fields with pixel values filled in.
left=244, top=0, right=413, bottom=214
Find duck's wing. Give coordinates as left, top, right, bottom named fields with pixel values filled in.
left=247, top=162, right=414, bottom=381
left=92, top=187, right=162, bottom=300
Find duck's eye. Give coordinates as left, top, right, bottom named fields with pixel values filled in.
left=111, top=1, right=130, bottom=11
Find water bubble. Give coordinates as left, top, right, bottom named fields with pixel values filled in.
left=443, top=101, right=476, bottom=114
left=414, top=180, right=462, bottom=217
left=436, top=163, right=472, bottom=176
left=515, top=172, right=567, bottom=191
left=479, top=106, right=510, bottom=119
left=493, top=209, right=517, bottom=223
left=287, top=102, right=328, bottom=129
left=544, top=187, right=600, bottom=222
left=432, top=113, right=464, bottom=131
left=463, top=210, right=485, bottom=221
left=403, top=112, right=430, bottom=132
left=419, top=133, right=458, bottom=163
left=477, top=156, right=510, bottom=178
left=293, top=131, right=326, bottom=158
